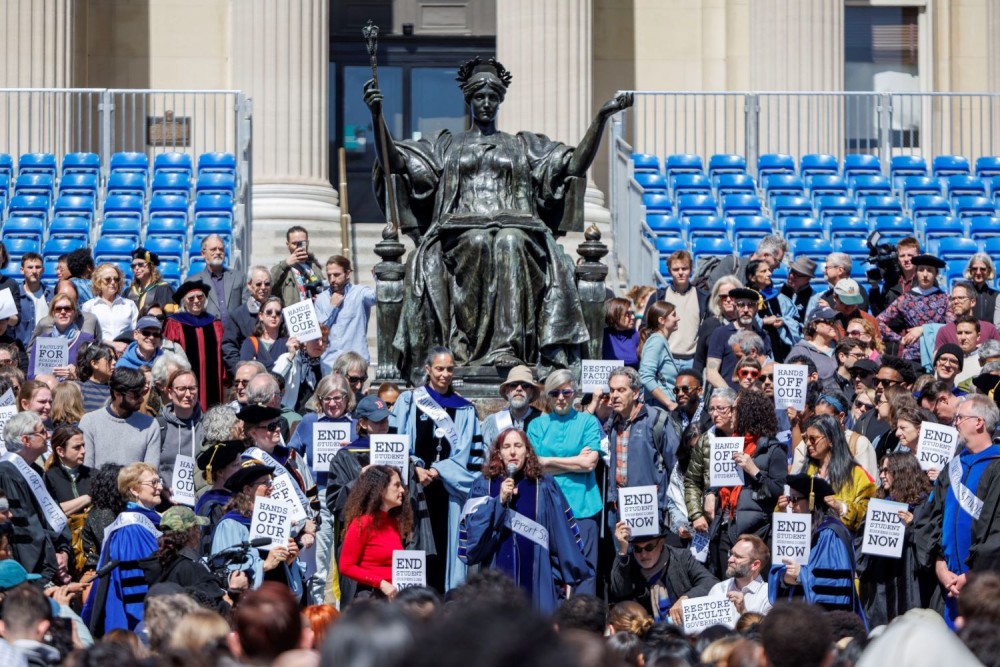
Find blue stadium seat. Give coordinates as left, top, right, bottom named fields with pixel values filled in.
left=685, top=215, right=728, bottom=242
left=833, top=237, right=869, bottom=261
left=714, top=173, right=756, bottom=197
left=1, top=217, right=44, bottom=245
left=900, top=176, right=941, bottom=208
left=806, top=175, right=849, bottom=200
left=889, top=155, right=927, bottom=182
left=107, top=172, right=148, bottom=202
left=731, top=215, right=772, bottom=242
left=990, top=177, right=1000, bottom=202
left=975, top=156, right=1000, bottom=179
left=58, top=173, right=99, bottom=199
left=737, top=237, right=759, bottom=257
left=61, top=152, right=101, bottom=177
left=872, top=215, right=914, bottom=240
left=645, top=214, right=682, bottom=236
left=909, top=195, right=952, bottom=222
left=946, top=175, right=987, bottom=202
left=153, top=152, right=195, bottom=179
left=763, top=175, right=805, bottom=207
left=148, top=194, right=190, bottom=222
left=932, top=155, right=970, bottom=178
left=102, top=195, right=144, bottom=224
left=708, top=154, right=746, bottom=179
left=815, top=196, right=857, bottom=221
left=828, top=216, right=869, bottom=238
left=197, top=152, right=237, bottom=177
left=859, top=196, right=903, bottom=220
left=94, top=236, right=137, bottom=263
left=151, top=172, right=192, bottom=200
left=842, top=154, right=881, bottom=179
left=654, top=236, right=686, bottom=255
left=936, top=237, right=979, bottom=260
left=109, top=152, right=150, bottom=179
left=721, top=194, right=762, bottom=218
left=969, top=217, right=1000, bottom=241
left=3, top=237, right=39, bottom=263
left=143, top=237, right=185, bottom=266
left=669, top=173, right=712, bottom=198
left=159, top=260, right=182, bottom=289
left=196, top=172, right=237, bottom=199
left=800, top=154, right=838, bottom=178
left=642, top=193, right=673, bottom=214
left=946, top=260, right=967, bottom=290
left=18, top=153, right=57, bottom=178
left=757, top=154, right=795, bottom=179
left=691, top=237, right=734, bottom=264
left=984, top=238, right=1000, bottom=263
left=14, top=174, right=55, bottom=199
left=665, top=154, right=704, bottom=179
left=0, top=174, right=8, bottom=196
left=42, top=237, right=86, bottom=263
left=771, top=196, right=813, bottom=223
left=954, top=195, right=996, bottom=219
left=635, top=172, right=668, bottom=193
left=145, top=217, right=188, bottom=246
left=100, top=218, right=142, bottom=245
left=772, top=263, right=788, bottom=284
left=0, top=154, right=13, bottom=182
left=850, top=174, right=892, bottom=198
left=53, top=195, right=95, bottom=223
left=782, top=217, right=825, bottom=240
left=7, top=195, right=49, bottom=222
left=676, top=194, right=718, bottom=219
left=47, top=216, right=91, bottom=244
left=790, top=238, right=833, bottom=262
left=922, top=216, right=964, bottom=243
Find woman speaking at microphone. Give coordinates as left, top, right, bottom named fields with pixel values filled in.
left=459, top=428, right=592, bottom=614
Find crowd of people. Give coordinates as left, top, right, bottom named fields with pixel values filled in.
left=0, top=227, right=997, bottom=667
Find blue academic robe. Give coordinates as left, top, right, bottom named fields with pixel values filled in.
left=391, top=389, right=482, bottom=591
left=460, top=474, right=593, bottom=615
left=211, top=512, right=304, bottom=599
left=81, top=504, right=161, bottom=637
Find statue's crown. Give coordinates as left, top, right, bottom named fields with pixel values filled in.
left=456, top=57, right=512, bottom=88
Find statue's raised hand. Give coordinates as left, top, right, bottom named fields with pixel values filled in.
left=363, top=78, right=383, bottom=116
left=598, top=92, right=634, bottom=121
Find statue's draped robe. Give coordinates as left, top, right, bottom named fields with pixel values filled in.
left=375, top=129, right=589, bottom=383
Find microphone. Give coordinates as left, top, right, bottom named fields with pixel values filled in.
left=95, top=559, right=121, bottom=578
left=504, top=463, right=518, bottom=506
left=249, top=537, right=272, bottom=548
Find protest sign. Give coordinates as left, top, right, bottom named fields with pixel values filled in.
left=370, top=434, right=410, bottom=485
left=0, top=289, right=16, bottom=320
left=709, top=436, right=745, bottom=488
left=269, top=474, right=308, bottom=523
left=681, top=596, right=738, bottom=635
left=689, top=531, right=710, bottom=563
left=249, top=496, right=290, bottom=550
left=392, top=550, right=426, bottom=590
left=0, top=405, right=17, bottom=436
left=772, top=512, right=812, bottom=565
left=618, top=485, right=659, bottom=538
left=860, top=498, right=908, bottom=559
left=773, top=364, right=808, bottom=411
left=580, top=360, right=624, bottom=393
left=0, top=389, right=14, bottom=407
left=171, top=455, right=197, bottom=507
left=917, top=422, right=958, bottom=472
left=313, top=422, right=352, bottom=473
left=283, top=299, right=322, bottom=342
left=33, top=337, right=68, bottom=376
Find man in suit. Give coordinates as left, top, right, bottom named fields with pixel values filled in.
left=221, top=265, right=273, bottom=376
left=188, top=234, right=246, bottom=328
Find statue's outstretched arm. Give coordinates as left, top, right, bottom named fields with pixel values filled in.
left=364, top=79, right=406, bottom=174
left=566, top=92, right=634, bottom=177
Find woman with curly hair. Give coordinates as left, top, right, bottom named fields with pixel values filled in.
left=80, top=463, right=125, bottom=572
left=338, top=465, right=413, bottom=601
left=846, top=317, right=884, bottom=359
left=858, top=452, right=939, bottom=626
left=708, top=389, right=787, bottom=579
left=801, top=414, right=876, bottom=533
left=459, top=428, right=592, bottom=614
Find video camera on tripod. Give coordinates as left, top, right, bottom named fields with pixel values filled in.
left=207, top=538, right=271, bottom=591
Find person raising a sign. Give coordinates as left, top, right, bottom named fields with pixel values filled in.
left=800, top=414, right=876, bottom=533
left=273, top=325, right=332, bottom=415
left=338, top=465, right=411, bottom=601
left=459, top=428, right=592, bottom=614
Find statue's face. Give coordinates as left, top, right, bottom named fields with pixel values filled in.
left=470, top=89, right=501, bottom=124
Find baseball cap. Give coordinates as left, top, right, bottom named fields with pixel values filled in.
left=135, top=316, right=164, bottom=332
left=0, top=560, right=41, bottom=591
left=834, top=279, right=864, bottom=306
left=160, top=506, right=210, bottom=532
left=355, top=395, right=391, bottom=422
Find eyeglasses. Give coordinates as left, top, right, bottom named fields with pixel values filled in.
left=346, top=375, right=366, bottom=385
left=25, top=430, right=47, bottom=441
left=52, top=305, right=74, bottom=313
left=253, top=478, right=274, bottom=488
left=735, top=301, right=757, bottom=310
left=321, top=394, right=346, bottom=404
left=632, top=541, right=662, bottom=554
left=252, top=281, right=272, bottom=287
left=548, top=389, right=576, bottom=398
left=137, top=329, right=162, bottom=339
left=171, top=385, right=199, bottom=394
left=131, top=262, right=148, bottom=270
left=102, top=277, right=121, bottom=284
left=788, top=494, right=807, bottom=503
left=708, top=405, right=732, bottom=414
left=804, top=434, right=827, bottom=446
left=846, top=329, right=867, bottom=337
left=260, top=420, right=282, bottom=432
left=954, top=413, right=981, bottom=426
left=936, top=357, right=959, bottom=367
left=854, top=399, right=873, bottom=410
left=845, top=351, right=866, bottom=360
left=233, top=378, right=251, bottom=387
left=970, top=266, right=990, bottom=274
left=718, top=293, right=734, bottom=302
left=138, top=479, right=164, bottom=489
left=874, top=376, right=901, bottom=388
left=186, top=293, right=206, bottom=302
left=737, top=369, right=760, bottom=380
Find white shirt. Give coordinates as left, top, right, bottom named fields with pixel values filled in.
left=26, top=287, right=48, bottom=321
left=707, top=575, right=772, bottom=615
left=82, top=296, right=138, bottom=341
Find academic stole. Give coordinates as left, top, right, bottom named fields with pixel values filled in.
left=2, top=453, right=67, bottom=532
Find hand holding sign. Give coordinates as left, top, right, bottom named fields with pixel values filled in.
left=773, top=364, right=807, bottom=411
left=282, top=300, right=322, bottom=343
left=249, top=496, right=291, bottom=550
left=618, top=485, right=659, bottom=538
left=313, top=422, right=352, bottom=473
left=33, top=338, right=69, bottom=377
left=917, top=422, right=958, bottom=472
left=709, top=437, right=745, bottom=488
left=370, top=434, right=410, bottom=485
left=772, top=512, right=812, bottom=565
left=860, top=498, right=908, bottom=559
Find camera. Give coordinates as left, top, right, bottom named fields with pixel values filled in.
left=303, top=274, right=325, bottom=298
left=865, top=230, right=900, bottom=287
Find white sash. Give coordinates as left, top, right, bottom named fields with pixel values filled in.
left=504, top=510, right=549, bottom=550
left=245, top=446, right=310, bottom=508
left=948, top=455, right=985, bottom=520
left=103, top=510, right=161, bottom=543
left=2, top=453, right=67, bottom=532
left=413, top=387, right=460, bottom=452
left=494, top=410, right=514, bottom=433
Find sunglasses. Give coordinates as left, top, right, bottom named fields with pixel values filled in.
left=737, top=369, right=760, bottom=380
left=346, top=375, right=366, bottom=385
left=507, top=382, right=535, bottom=391
left=138, top=329, right=162, bottom=339
left=633, top=541, right=662, bottom=553
left=854, top=399, right=873, bottom=410
left=759, top=373, right=774, bottom=382
left=262, top=310, right=282, bottom=316
left=675, top=385, right=699, bottom=394
left=548, top=389, right=576, bottom=398
left=52, top=305, right=74, bottom=313
left=260, top=420, right=282, bottom=433
left=874, top=377, right=901, bottom=388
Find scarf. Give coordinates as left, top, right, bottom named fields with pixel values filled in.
left=718, top=434, right=759, bottom=519
left=639, top=547, right=673, bottom=622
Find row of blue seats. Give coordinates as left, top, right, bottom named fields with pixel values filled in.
left=0, top=151, right=237, bottom=182
left=0, top=193, right=235, bottom=227
left=0, top=171, right=236, bottom=209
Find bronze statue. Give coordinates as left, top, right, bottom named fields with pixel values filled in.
left=364, top=55, right=632, bottom=384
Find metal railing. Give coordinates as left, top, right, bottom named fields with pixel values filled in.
left=608, top=90, right=1000, bottom=286
left=0, top=88, right=253, bottom=277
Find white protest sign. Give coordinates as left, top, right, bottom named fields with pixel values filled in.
left=689, top=531, right=710, bottom=563
left=312, top=422, right=351, bottom=473
left=0, top=389, right=14, bottom=407
left=917, top=422, right=959, bottom=472
left=392, top=550, right=426, bottom=590
left=681, top=596, right=738, bottom=635
left=860, top=498, right=908, bottom=559
left=370, top=434, right=410, bottom=485
left=0, top=288, right=16, bottom=320
left=33, top=337, right=68, bottom=376
left=171, top=455, right=197, bottom=507
left=618, top=485, right=659, bottom=538
left=249, top=496, right=291, bottom=550
left=0, top=405, right=17, bottom=436
left=269, top=474, right=308, bottom=523
left=709, top=436, right=745, bottom=488
left=580, top=360, right=624, bottom=393
left=773, top=364, right=808, bottom=411
left=772, top=512, right=812, bottom=565
left=283, top=299, right=322, bottom=342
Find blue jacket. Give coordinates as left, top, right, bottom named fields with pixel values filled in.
left=606, top=404, right=678, bottom=531
left=15, top=282, right=51, bottom=349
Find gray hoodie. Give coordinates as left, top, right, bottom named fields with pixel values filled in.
left=157, top=403, right=204, bottom=490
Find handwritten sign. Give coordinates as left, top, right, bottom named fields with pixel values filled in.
left=0, top=288, right=16, bottom=320
left=580, top=360, right=624, bottom=393
left=917, top=422, right=958, bottom=472
left=33, top=337, right=68, bottom=376
left=773, top=364, right=808, bottom=411
left=283, top=299, right=322, bottom=342
left=860, top=498, right=908, bottom=558
left=370, top=434, right=410, bottom=485
left=172, top=455, right=197, bottom=506
left=312, top=422, right=351, bottom=473
left=249, top=496, right=290, bottom=550
left=772, top=512, right=812, bottom=565
left=709, top=436, right=745, bottom=488
left=618, top=485, right=659, bottom=538
left=269, top=474, right=308, bottom=523
left=681, top=596, right=738, bottom=635
left=392, top=549, right=426, bottom=590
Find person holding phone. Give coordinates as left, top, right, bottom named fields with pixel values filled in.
left=270, top=226, right=325, bottom=307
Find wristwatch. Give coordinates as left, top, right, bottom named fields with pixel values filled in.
left=753, top=471, right=764, bottom=484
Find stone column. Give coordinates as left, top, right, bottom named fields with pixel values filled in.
left=749, top=0, right=843, bottom=91
left=496, top=0, right=612, bottom=230
left=231, top=0, right=340, bottom=265
left=989, top=2, right=1000, bottom=93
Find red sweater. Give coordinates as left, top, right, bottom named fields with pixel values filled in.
left=338, top=512, right=403, bottom=588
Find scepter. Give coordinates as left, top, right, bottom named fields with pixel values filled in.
left=363, top=20, right=399, bottom=239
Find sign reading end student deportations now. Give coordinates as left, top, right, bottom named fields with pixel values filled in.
left=618, top=485, right=659, bottom=537
left=370, top=434, right=411, bottom=485
left=249, top=496, right=290, bottom=550
left=313, top=422, right=352, bottom=473
left=580, top=360, right=624, bottom=394
left=773, top=364, right=808, bottom=411
left=709, top=436, right=745, bottom=488
left=917, top=422, right=958, bottom=472
left=392, top=550, right=426, bottom=590
left=861, top=498, right=908, bottom=559
left=772, top=512, right=812, bottom=565
left=283, top=299, right=323, bottom=342
left=681, top=596, right=738, bottom=635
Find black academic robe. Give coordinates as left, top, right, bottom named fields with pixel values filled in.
left=0, top=459, right=70, bottom=584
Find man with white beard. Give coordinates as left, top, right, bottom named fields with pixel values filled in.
left=706, top=533, right=773, bottom=614
left=480, top=365, right=542, bottom=450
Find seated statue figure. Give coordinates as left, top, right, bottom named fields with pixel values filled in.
left=365, top=57, right=632, bottom=384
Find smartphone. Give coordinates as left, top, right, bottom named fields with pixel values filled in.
left=296, top=240, right=308, bottom=250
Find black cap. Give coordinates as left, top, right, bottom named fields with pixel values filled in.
left=223, top=460, right=275, bottom=493
left=196, top=440, right=246, bottom=482
left=173, top=279, right=212, bottom=305
left=729, top=287, right=761, bottom=302
left=849, top=359, right=878, bottom=376
left=131, top=247, right=161, bottom=267
left=786, top=473, right=836, bottom=511
left=236, top=404, right=283, bottom=425
left=911, top=254, right=946, bottom=270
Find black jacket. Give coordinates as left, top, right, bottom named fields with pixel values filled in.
left=609, top=544, right=718, bottom=616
